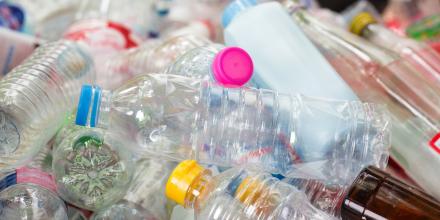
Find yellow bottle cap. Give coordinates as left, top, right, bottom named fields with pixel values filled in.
left=350, top=12, right=377, bottom=36
left=166, top=160, right=204, bottom=206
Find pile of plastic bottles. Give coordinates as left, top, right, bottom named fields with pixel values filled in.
left=0, top=0, right=440, bottom=219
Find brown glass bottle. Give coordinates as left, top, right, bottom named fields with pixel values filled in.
left=341, top=166, right=440, bottom=220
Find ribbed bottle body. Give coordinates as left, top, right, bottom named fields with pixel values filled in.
left=0, top=40, right=95, bottom=170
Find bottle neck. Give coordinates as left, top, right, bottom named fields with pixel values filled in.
left=360, top=24, right=400, bottom=53
left=184, top=170, right=213, bottom=209
left=95, top=89, right=113, bottom=129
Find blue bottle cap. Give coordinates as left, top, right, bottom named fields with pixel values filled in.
left=76, top=85, right=101, bottom=127
left=221, top=0, right=257, bottom=28
left=0, top=2, right=25, bottom=31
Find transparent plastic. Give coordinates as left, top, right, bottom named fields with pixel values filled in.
left=92, top=159, right=175, bottom=220
left=75, top=0, right=153, bottom=37
left=361, top=23, right=440, bottom=84
left=164, top=44, right=232, bottom=80
left=103, top=35, right=210, bottom=79
left=0, top=183, right=68, bottom=220
left=169, top=163, right=338, bottom=220
left=91, top=74, right=390, bottom=184
left=222, top=1, right=358, bottom=101
left=0, top=40, right=95, bottom=170
left=286, top=7, right=440, bottom=200
left=52, top=125, right=133, bottom=211
left=283, top=176, right=348, bottom=217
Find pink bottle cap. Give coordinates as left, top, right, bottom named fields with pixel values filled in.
left=212, top=47, right=253, bottom=87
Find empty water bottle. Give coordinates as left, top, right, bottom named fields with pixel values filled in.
left=0, top=167, right=68, bottom=220
left=0, top=40, right=95, bottom=171
left=165, top=160, right=337, bottom=220
left=106, top=34, right=253, bottom=87
left=165, top=45, right=253, bottom=87
left=104, top=34, right=210, bottom=79
left=76, top=74, right=390, bottom=184
left=52, top=110, right=133, bottom=211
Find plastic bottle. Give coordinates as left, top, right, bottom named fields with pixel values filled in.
left=165, top=45, right=253, bottom=87
left=103, top=35, right=210, bottom=78
left=104, top=34, right=254, bottom=87
left=165, top=160, right=337, bottom=220
left=75, top=74, right=390, bottom=184
left=0, top=40, right=95, bottom=171
left=0, top=27, right=39, bottom=76
left=350, top=12, right=440, bottom=84
left=222, top=0, right=358, bottom=101
left=283, top=166, right=440, bottom=220
left=52, top=104, right=133, bottom=211
left=0, top=167, right=68, bottom=220
left=91, top=159, right=175, bottom=220
left=282, top=4, right=440, bottom=200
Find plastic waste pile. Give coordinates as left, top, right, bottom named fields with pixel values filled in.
left=0, top=0, right=440, bottom=219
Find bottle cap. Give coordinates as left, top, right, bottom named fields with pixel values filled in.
left=212, top=47, right=253, bottom=87
left=76, top=85, right=101, bottom=127
left=349, top=12, right=377, bottom=36
left=222, top=0, right=257, bottom=27
left=166, top=160, right=204, bottom=206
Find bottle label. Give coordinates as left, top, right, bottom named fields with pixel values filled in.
left=0, top=167, right=57, bottom=193
left=429, top=133, right=440, bottom=154
left=64, top=19, right=139, bottom=51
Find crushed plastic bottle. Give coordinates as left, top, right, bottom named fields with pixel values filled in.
left=0, top=167, right=68, bottom=220
left=0, top=40, right=95, bottom=171
left=52, top=108, right=134, bottom=211
left=165, top=160, right=338, bottom=220
left=76, top=74, right=390, bottom=184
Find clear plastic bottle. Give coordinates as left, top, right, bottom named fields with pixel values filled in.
left=0, top=167, right=68, bottom=220
left=104, top=34, right=253, bottom=87
left=76, top=74, right=390, bottom=184
left=52, top=92, right=133, bottom=211
left=165, top=160, right=338, bottom=220
left=350, top=12, right=440, bottom=84
left=91, top=159, right=175, bottom=220
left=0, top=40, right=95, bottom=171
left=104, top=34, right=210, bottom=78
left=282, top=3, right=440, bottom=200
left=165, top=45, right=253, bottom=87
